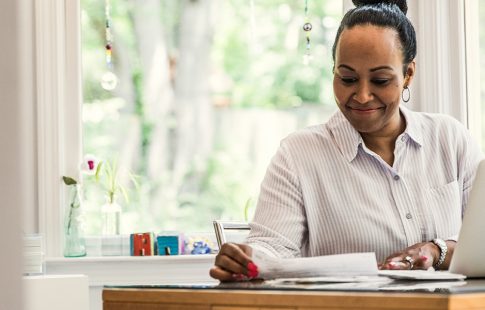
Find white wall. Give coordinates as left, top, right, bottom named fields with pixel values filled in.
left=0, top=0, right=35, bottom=309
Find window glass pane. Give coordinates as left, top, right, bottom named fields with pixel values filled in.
left=81, top=0, right=342, bottom=234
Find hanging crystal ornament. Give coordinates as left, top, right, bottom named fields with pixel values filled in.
left=101, top=71, right=118, bottom=91
left=101, top=0, right=118, bottom=90
left=302, top=0, right=313, bottom=65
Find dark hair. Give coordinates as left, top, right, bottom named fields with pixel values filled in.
left=332, top=0, right=416, bottom=75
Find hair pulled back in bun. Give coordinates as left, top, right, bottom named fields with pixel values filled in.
left=332, top=0, right=415, bottom=75
left=352, top=0, right=407, bottom=15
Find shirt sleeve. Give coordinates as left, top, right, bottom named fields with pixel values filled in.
left=457, top=122, right=484, bottom=216
left=446, top=120, right=484, bottom=241
left=245, top=141, right=307, bottom=258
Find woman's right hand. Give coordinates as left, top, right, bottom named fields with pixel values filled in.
left=209, top=243, right=258, bottom=281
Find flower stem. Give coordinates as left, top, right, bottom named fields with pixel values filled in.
left=67, top=202, right=74, bottom=234
left=66, top=186, right=80, bottom=234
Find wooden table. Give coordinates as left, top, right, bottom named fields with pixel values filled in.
left=103, top=281, right=485, bottom=310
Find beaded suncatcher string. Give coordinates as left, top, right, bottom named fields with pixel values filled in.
left=302, top=0, right=313, bottom=65
left=101, top=0, right=118, bottom=90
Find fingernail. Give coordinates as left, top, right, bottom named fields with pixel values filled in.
left=420, top=256, right=428, bottom=262
left=247, top=269, right=259, bottom=278
left=247, top=262, right=258, bottom=272
left=388, top=262, right=403, bottom=270
left=232, top=273, right=246, bottom=281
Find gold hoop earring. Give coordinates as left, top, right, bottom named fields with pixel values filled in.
left=402, top=86, right=410, bottom=103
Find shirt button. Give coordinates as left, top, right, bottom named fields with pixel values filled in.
left=393, top=175, right=400, bottom=181
left=406, top=213, right=412, bottom=219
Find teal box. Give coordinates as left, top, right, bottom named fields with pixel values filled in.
left=157, top=235, right=179, bottom=255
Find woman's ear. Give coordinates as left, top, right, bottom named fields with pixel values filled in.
left=404, top=60, right=416, bottom=87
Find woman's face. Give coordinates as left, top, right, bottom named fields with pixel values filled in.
left=333, top=25, right=415, bottom=135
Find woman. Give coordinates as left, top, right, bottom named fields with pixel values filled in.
left=210, top=0, right=483, bottom=281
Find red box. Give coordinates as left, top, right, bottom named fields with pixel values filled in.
left=130, top=232, right=154, bottom=256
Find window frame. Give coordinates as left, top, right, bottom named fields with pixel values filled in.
left=36, top=0, right=476, bottom=256
left=36, top=0, right=83, bottom=256
left=463, top=0, right=482, bottom=146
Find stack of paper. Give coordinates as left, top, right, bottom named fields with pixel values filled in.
left=252, top=250, right=378, bottom=280
left=251, top=250, right=466, bottom=284
left=378, top=270, right=466, bottom=280
left=23, top=234, right=44, bottom=275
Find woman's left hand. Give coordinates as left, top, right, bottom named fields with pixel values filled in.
left=379, top=242, right=441, bottom=270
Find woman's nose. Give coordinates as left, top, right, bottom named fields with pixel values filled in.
left=353, top=83, right=373, bottom=103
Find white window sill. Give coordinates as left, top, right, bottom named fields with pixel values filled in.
left=45, top=254, right=217, bottom=286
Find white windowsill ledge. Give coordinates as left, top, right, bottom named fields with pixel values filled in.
left=45, top=254, right=218, bottom=286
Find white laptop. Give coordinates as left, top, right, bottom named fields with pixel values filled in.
left=448, top=159, right=485, bottom=277
left=382, top=159, right=485, bottom=280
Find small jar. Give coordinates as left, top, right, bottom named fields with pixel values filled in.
left=101, top=200, right=121, bottom=235
left=101, top=200, right=122, bottom=256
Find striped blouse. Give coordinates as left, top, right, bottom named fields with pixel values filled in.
left=246, top=106, right=483, bottom=263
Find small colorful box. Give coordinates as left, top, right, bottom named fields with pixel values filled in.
left=130, top=232, right=155, bottom=256
left=156, top=233, right=182, bottom=255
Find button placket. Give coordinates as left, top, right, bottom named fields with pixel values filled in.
left=388, top=172, right=421, bottom=244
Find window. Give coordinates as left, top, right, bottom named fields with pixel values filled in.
left=35, top=1, right=472, bottom=256
left=80, top=0, right=343, bottom=234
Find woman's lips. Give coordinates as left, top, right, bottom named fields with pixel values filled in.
left=348, top=107, right=382, bottom=114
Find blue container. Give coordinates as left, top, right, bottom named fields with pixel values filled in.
left=157, top=235, right=179, bottom=255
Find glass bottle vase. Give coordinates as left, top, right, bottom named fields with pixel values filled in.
left=63, top=184, right=87, bottom=257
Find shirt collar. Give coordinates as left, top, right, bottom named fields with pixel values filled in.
left=327, top=105, right=423, bottom=163
left=399, top=105, right=423, bottom=147
left=326, top=110, right=362, bottom=162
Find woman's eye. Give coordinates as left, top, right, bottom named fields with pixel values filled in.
left=372, top=79, right=390, bottom=85
left=340, top=77, right=357, bottom=84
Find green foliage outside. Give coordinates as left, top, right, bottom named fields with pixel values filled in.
left=80, top=0, right=342, bottom=234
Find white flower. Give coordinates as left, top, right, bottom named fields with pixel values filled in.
left=81, top=154, right=100, bottom=175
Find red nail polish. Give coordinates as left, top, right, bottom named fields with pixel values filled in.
left=420, top=256, right=428, bottom=262
left=247, top=262, right=258, bottom=272
left=248, top=269, right=259, bottom=278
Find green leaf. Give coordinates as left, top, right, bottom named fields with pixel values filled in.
left=243, top=197, right=252, bottom=222
left=95, top=161, right=103, bottom=182
left=129, top=173, right=141, bottom=191
left=62, top=176, right=77, bottom=186
left=119, top=185, right=129, bottom=204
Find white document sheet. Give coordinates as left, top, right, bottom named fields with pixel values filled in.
left=378, top=270, right=466, bottom=281
left=378, top=280, right=467, bottom=291
left=252, top=250, right=378, bottom=280
left=268, top=275, right=390, bottom=285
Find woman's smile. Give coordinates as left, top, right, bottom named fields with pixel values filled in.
left=350, top=108, right=383, bottom=114
left=347, top=106, right=384, bottom=115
